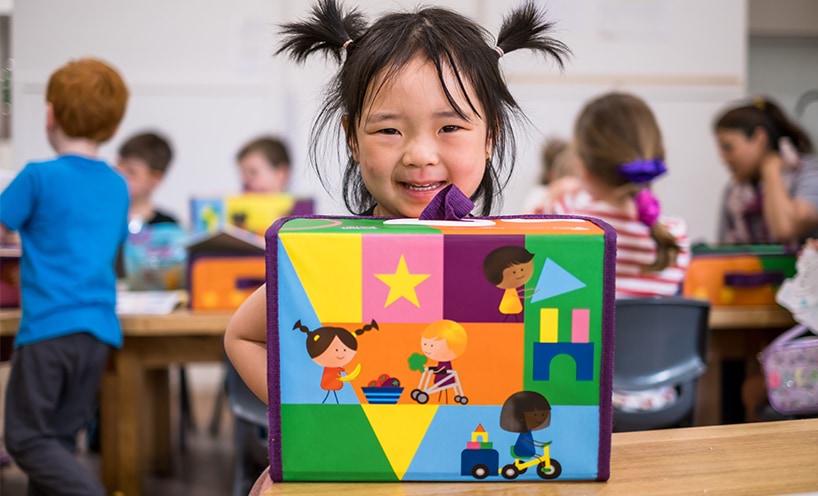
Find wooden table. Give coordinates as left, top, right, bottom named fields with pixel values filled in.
left=0, top=309, right=232, bottom=496
left=262, top=419, right=818, bottom=495
left=0, top=305, right=797, bottom=495
left=697, top=305, right=796, bottom=425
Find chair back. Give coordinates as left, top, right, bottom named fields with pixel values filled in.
left=613, top=298, right=710, bottom=431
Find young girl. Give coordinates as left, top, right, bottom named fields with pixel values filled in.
left=714, top=97, right=818, bottom=246
left=523, top=137, right=581, bottom=214
left=225, top=0, right=569, bottom=405
left=482, top=246, right=536, bottom=320
left=551, top=92, right=689, bottom=415
left=500, top=391, right=553, bottom=460
left=293, top=319, right=377, bottom=404
left=552, top=92, right=690, bottom=298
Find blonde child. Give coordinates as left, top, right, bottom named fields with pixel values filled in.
left=0, top=58, right=128, bottom=496
left=225, top=0, right=569, bottom=407
left=714, top=97, right=818, bottom=246
left=418, top=320, right=468, bottom=404
left=523, top=137, right=581, bottom=214
left=551, top=92, right=690, bottom=415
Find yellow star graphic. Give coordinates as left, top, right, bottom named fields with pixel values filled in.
left=374, top=255, right=430, bottom=308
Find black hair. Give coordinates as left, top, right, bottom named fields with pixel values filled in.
left=277, top=0, right=570, bottom=216
left=483, top=246, right=535, bottom=285
left=500, top=390, right=552, bottom=433
left=714, top=96, right=814, bottom=155
left=293, top=319, right=378, bottom=358
left=237, top=136, right=291, bottom=169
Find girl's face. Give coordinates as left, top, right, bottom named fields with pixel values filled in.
left=313, top=336, right=357, bottom=368
left=239, top=151, right=289, bottom=193
left=421, top=336, right=459, bottom=362
left=524, top=408, right=551, bottom=431
left=497, top=261, right=534, bottom=289
left=716, top=128, right=767, bottom=182
left=353, top=56, right=490, bottom=218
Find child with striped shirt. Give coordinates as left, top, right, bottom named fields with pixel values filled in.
left=552, top=92, right=690, bottom=413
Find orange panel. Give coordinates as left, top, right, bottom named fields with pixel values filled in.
left=683, top=256, right=775, bottom=306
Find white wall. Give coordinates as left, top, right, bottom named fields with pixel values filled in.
left=11, top=0, right=747, bottom=241
left=748, top=35, right=818, bottom=145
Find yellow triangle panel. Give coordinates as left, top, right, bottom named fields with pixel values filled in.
left=362, top=404, right=438, bottom=480
left=280, top=232, right=362, bottom=323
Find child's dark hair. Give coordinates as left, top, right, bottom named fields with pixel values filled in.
left=500, top=390, right=551, bottom=433
left=714, top=96, right=814, bottom=155
left=293, top=319, right=378, bottom=358
left=483, top=246, right=535, bottom=285
left=277, top=0, right=569, bottom=216
left=237, top=136, right=291, bottom=170
left=119, top=132, right=173, bottom=174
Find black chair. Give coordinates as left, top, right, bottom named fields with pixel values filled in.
left=613, top=298, right=710, bottom=432
left=225, top=360, right=268, bottom=496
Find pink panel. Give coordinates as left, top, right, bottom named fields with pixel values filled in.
left=362, top=234, right=443, bottom=324
left=571, top=309, right=590, bottom=343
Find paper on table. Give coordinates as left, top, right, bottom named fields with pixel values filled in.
left=117, top=291, right=183, bottom=315
left=776, top=246, right=818, bottom=332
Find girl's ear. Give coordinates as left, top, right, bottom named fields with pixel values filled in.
left=751, top=126, right=769, bottom=149
left=342, top=115, right=359, bottom=162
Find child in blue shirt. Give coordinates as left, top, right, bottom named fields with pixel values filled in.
left=0, top=57, right=129, bottom=496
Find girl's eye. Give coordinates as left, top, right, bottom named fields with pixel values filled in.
left=378, top=128, right=400, bottom=135
left=441, top=125, right=461, bottom=133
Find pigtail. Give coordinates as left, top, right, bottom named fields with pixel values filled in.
left=276, top=0, right=369, bottom=64
left=354, top=319, right=379, bottom=336
left=756, top=98, right=814, bottom=155
left=646, top=223, right=681, bottom=273
left=496, top=0, right=570, bottom=68
left=293, top=320, right=311, bottom=334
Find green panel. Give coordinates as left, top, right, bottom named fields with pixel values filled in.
left=759, top=254, right=797, bottom=279
left=280, top=217, right=440, bottom=235
left=523, top=234, right=606, bottom=406
left=281, top=405, right=398, bottom=481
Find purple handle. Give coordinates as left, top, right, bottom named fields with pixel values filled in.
left=418, top=184, right=474, bottom=221
left=236, top=278, right=265, bottom=290
left=723, top=272, right=784, bottom=288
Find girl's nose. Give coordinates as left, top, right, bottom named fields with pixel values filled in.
left=402, top=135, right=440, bottom=168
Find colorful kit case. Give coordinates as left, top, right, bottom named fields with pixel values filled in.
left=264, top=215, right=616, bottom=482
left=683, top=245, right=796, bottom=307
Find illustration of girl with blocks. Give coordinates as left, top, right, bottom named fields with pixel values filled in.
left=293, top=319, right=378, bottom=404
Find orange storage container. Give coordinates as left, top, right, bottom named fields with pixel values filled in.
left=189, top=256, right=265, bottom=311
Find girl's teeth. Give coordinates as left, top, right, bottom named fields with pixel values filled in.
left=405, top=183, right=440, bottom=191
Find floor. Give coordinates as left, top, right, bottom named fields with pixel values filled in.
left=0, top=365, right=251, bottom=496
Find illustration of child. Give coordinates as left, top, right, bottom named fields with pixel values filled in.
left=293, top=319, right=378, bottom=404
left=483, top=246, right=537, bottom=320
left=409, top=320, right=469, bottom=404
left=500, top=391, right=553, bottom=459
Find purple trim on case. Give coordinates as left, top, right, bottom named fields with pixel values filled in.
left=724, top=272, right=784, bottom=288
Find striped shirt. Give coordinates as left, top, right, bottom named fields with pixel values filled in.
left=553, top=191, right=690, bottom=298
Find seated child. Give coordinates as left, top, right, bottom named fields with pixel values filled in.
left=714, top=97, right=818, bottom=247
left=523, top=137, right=581, bottom=214
left=236, top=136, right=292, bottom=193
left=551, top=92, right=690, bottom=413
left=117, top=131, right=178, bottom=230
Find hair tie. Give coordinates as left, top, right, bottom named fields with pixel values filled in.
left=494, top=45, right=504, bottom=58
left=342, top=39, right=354, bottom=50
left=618, top=159, right=667, bottom=184
left=634, top=189, right=661, bottom=227
left=753, top=97, right=766, bottom=111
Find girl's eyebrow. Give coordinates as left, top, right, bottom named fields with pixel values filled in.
left=366, top=110, right=473, bottom=124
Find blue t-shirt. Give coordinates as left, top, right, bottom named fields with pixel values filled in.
left=514, top=431, right=536, bottom=458
left=0, top=154, right=129, bottom=347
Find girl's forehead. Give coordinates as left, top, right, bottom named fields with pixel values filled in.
left=361, top=55, right=481, bottom=115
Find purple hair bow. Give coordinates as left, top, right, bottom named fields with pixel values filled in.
left=619, top=159, right=667, bottom=184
